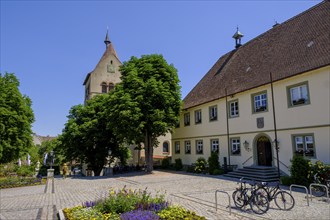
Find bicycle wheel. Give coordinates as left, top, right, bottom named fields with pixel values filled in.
left=311, top=185, right=326, bottom=197
left=232, top=190, right=245, bottom=208
left=255, top=187, right=269, bottom=199
left=250, top=194, right=269, bottom=214
left=274, top=191, right=295, bottom=210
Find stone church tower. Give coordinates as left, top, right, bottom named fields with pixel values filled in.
left=83, top=31, right=122, bottom=102
left=82, top=32, right=172, bottom=170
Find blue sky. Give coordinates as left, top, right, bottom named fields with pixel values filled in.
left=0, top=0, right=320, bottom=137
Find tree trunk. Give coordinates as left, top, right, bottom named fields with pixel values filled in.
left=144, top=130, right=154, bottom=173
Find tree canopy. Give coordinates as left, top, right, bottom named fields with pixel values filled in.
left=108, top=54, right=182, bottom=172
left=58, top=94, right=129, bottom=176
left=0, top=72, right=35, bottom=163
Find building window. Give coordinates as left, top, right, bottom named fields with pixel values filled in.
left=163, top=142, right=169, bottom=153
left=287, top=82, right=310, bottom=107
left=184, top=113, right=190, bottom=126
left=211, top=139, right=219, bottom=153
left=195, top=110, right=202, bottom=124
left=101, top=82, right=107, bottom=93
left=293, top=134, right=315, bottom=158
left=108, top=83, right=115, bottom=92
left=209, top=105, right=218, bottom=121
left=229, top=100, right=239, bottom=118
left=185, top=141, right=191, bottom=154
left=231, top=138, right=241, bottom=155
left=175, top=141, right=180, bottom=154
left=252, top=92, right=268, bottom=113
left=196, top=140, right=203, bottom=154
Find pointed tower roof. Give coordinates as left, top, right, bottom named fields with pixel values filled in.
left=104, top=29, right=111, bottom=47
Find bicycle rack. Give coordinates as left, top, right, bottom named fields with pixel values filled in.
left=215, top=190, right=231, bottom=215
left=309, top=183, right=329, bottom=201
left=289, top=184, right=309, bottom=206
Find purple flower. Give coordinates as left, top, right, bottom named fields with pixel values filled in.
left=120, top=210, right=159, bottom=220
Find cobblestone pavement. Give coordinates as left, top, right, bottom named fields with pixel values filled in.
left=0, top=171, right=329, bottom=220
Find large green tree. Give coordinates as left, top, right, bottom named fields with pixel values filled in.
left=58, top=94, right=129, bottom=176
left=108, top=54, right=181, bottom=172
left=0, top=72, right=34, bottom=163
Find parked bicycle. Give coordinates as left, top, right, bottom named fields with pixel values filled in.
left=311, top=173, right=330, bottom=197
left=254, top=181, right=295, bottom=211
left=232, top=180, right=269, bottom=214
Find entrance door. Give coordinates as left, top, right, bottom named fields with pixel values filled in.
left=257, top=136, right=272, bottom=166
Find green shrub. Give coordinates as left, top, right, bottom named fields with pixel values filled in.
left=194, top=157, right=207, bottom=174
left=186, top=165, right=195, bottom=173
left=161, top=157, right=171, bottom=169
left=290, top=155, right=310, bottom=186
left=208, top=152, right=220, bottom=175
left=157, top=206, right=206, bottom=220
left=16, top=165, right=35, bottom=177
left=280, top=176, right=292, bottom=186
left=308, top=160, right=330, bottom=184
left=174, top=158, right=183, bottom=171
left=211, top=168, right=224, bottom=175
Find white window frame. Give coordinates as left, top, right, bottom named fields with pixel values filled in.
left=293, top=134, right=315, bottom=158
left=184, top=113, right=190, bottom=126
left=211, top=139, right=219, bottom=153
left=185, top=141, right=191, bottom=154
left=196, top=140, right=203, bottom=154
left=231, top=138, right=241, bottom=155
left=229, top=100, right=239, bottom=118
left=163, top=142, right=169, bottom=153
left=288, top=82, right=310, bottom=107
left=253, top=92, right=267, bottom=113
left=195, top=110, right=202, bottom=124
left=175, top=141, right=180, bottom=154
left=209, top=105, right=218, bottom=121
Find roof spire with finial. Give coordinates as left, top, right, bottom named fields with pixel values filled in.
left=232, top=26, right=244, bottom=49
left=104, top=27, right=111, bottom=48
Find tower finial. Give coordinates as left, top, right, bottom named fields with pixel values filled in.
left=232, top=27, right=244, bottom=49
left=104, top=28, right=111, bottom=48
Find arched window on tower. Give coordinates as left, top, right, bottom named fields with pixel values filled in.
left=108, top=83, right=115, bottom=92
left=101, top=82, right=107, bottom=93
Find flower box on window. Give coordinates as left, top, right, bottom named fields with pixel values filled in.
left=256, top=106, right=267, bottom=112
left=304, top=149, right=314, bottom=157
left=210, top=116, right=217, bottom=121
left=293, top=98, right=306, bottom=105
left=295, top=150, right=304, bottom=155
left=232, top=150, right=240, bottom=155
left=185, top=150, right=191, bottom=154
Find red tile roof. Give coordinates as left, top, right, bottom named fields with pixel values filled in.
left=183, top=0, right=330, bottom=109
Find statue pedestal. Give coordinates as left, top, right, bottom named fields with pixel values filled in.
left=47, top=169, right=54, bottom=178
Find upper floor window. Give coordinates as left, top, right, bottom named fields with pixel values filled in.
left=252, top=92, right=268, bottom=113
left=184, top=113, right=190, bottom=126
left=293, top=134, right=315, bottom=158
left=210, top=139, right=219, bottom=153
left=174, top=141, right=180, bottom=154
left=229, top=100, right=239, bottom=118
left=196, top=140, right=203, bottom=154
left=185, top=141, right=191, bottom=154
left=231, top=138, right=241, bottom=155
left=195, top=110, right=202, bottom=124
left=287, top=82, right=310, bottom=107
left=108, top=83, right=115, bottom=92
left=101, top=82, right=107, bottom=93
left=209, top=105, right=218, bottom=121
left=163, top=142, right=169, bottom=153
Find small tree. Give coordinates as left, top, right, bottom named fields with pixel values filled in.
left=195, top=157, right=207, bottom=174
left=208, top=152, right=220, bottom=175
left=174, top=158, right=183, bottom=171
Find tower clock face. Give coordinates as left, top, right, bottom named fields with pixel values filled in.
left=107, top=63, right=115, bottom=73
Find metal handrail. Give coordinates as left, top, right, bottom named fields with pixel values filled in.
left=289, top=184, right=309, bottom=206
left=215, top=190, right=231, bottom=215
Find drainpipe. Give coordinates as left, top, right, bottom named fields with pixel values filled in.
left=270, top=72, right=280, bottom=180
left=225, top=88, right=231, bottom=166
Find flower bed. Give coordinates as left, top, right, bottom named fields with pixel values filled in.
left=63, top=186, right=206, bottom=220
left=0, top=176, right=46, bottom=189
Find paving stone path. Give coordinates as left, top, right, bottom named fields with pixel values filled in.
left=0, top=171, right=329, bottom=219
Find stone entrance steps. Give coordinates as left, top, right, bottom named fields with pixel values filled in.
left=224, top=166, right=280, bottom=182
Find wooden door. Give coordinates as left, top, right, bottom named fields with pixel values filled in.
left=257, top=136, right=272, bottom=166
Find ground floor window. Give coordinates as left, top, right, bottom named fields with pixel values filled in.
left=210, top=139, right=219, bottom=153
left=163, top=141, right=169, bottom=153
left=185, top=141, right=191, bottom=154
left=175, top=141, right=180, bottom=154
left=293, top=134, right=315, bottom=158
left=230, top=138, right=241, bottom=155
left=196, top=140, right=203, bottom=154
